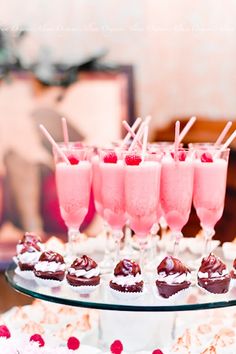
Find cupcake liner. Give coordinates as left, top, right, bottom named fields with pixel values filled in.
left=68, top=284, right=100, bottom=294
left=34, top=276, right=64, bottom=288
left=197, top=283, right=230, bottom=297
left=230, top=278, right=236, bottom=289
left=15, top=267, right=34, bottom=280
left=109, top=286, right=144, bottom=300
left=153, top=283, right=192, bottom=304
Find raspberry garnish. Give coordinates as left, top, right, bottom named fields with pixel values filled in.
left=201, top=152, right=213, bottom=163
left=125, top=154, right=142, bottom=166
left=30, top=334, right=45, bottom=347
left=110, top=340, right=123, bottom=354
left=104, top=152, right=118, bottom=163
left=0, top=325, right=11, bottom=338
left=171, top=150, right=186, bottom=161
left=68, top=155, right=80, bottom=165
left=67, top=336, right=80, bottom=350
left=152, top=350, right=164, bottom=354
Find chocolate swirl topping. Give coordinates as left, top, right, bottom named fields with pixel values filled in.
left=39, top=251, right=64, bottom=264
left=157, top=256, right=190, bottom=275
left=20, top=232, right=41, bottom=245
left=198, top=253, right=226, bottom=276
left=70, top=255, right=97, bottom=271
left=19, top=232, right=42, bottom=253
left=114, top=259, right=141, bottom=277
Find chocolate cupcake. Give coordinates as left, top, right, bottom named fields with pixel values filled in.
left=34, top=251, right=66, bottom=287
left=197, top=253, right=230, bottom=294
left=66, top=255, right=100, bottom=293
left=109, top=259, right=143, bottom=298
left=15, top=233, right=43, bottom=280
left=156, top=256, right=191, bottom=299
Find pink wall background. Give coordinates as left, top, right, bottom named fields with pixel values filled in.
left=1, top=0, right=236, bottom=136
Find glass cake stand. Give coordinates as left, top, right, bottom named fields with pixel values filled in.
left=5, top=263, right=236, bottom=351
left=5, top=263, right=236, bottom=312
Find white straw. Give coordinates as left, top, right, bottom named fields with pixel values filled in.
left=122, top=121, right=142, bottom=148
left=61, top=117, right=69, bottom=147
left=121, top=117, right=142, bottom=147
left=128, top=121, right=146, bottom=152
left=174, top=121, right=180, bottom=161
left=216, top=129, right=236, bottom=156
left=141, top=124, right=149, bottom=162
left=178, top=116, right=196, bottom=143
left=144, top=115, right=152, bottom=125
left=39, top=124, right=70, bottom=164
left=215, top=121, right=232, bottom=146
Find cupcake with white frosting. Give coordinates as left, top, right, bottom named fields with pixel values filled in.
left=15, top=233, right=43, bottom=280
left=109, top=259, right=143, bottom=298
left=156, top=256, right=191, bottom=299
left=34, top=251, right=66, bottom=287
left=66, top=255, right=100, bottom=294
left=197, top=253, right=230, bottom=294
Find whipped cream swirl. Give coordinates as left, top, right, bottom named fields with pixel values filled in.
left=68, top=267, right=100, bottom=278
left=156, top=271, right=191, bottom=284
left=34, top=261, right=66, bottom=272
left=111, top=274, right=143, bottom=286
left=17, top=252, right=41, bottom=265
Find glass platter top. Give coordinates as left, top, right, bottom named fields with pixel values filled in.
left=5, top=263, right=236, bottom=312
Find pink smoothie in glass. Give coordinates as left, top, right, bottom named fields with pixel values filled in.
left=56, top=161, right=92, bottom=229
left=100, top=161, right=126, bottom=230
left=160, top=155, right=194, bottom=232
left=92, top=155, right=103, bottom=217
left=125, top=161, right=161, bottom=236
left=193, top=158, right=228, bottom=230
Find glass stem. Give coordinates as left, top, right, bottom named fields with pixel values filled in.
left=203, top=228, right=215, bottom=255
left=173, top=231, right=183, bottom=257
left=139, top=237, right=148, bottom=269
left=68, top=227, right=80, bottom=256
left=113, top=229, right=123, bottom=262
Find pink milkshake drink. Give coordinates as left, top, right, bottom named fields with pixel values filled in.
left=100, top=151, right=126, bottom=230
left=54, top=145, right=92, bottom=253
left=99, top=149, right=126, bottom=260
left=92, top=155, right=103, bottom=217
left=160, top=149, right=194, bottom=253
left=193, top=148, right=229, bottom=248
left=125, top=152, right=162, bottom=238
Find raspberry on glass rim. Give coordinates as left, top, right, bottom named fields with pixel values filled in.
left=201, top=152, right=213, bottom=163
left=103, top=151, right=118, bottom=164
left=170, top=149, right=186, bottom=161
left=67, top=155, right=80, bottom=165
left=125, top=154, right=142, bottom=166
